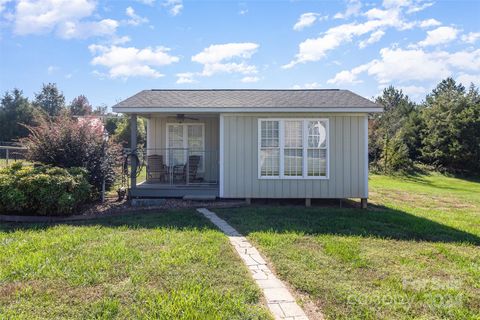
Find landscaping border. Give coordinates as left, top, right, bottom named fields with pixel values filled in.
left=0, top=200, right=248, bottom=223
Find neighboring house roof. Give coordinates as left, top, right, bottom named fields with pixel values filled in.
left=112, top=89, right=383, bottom=113
left=76, top=116, right=105, bottom=134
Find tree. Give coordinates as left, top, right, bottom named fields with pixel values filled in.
left=0, top=89, right=40, bottom=142
left=420, top=78, right=480, bottom=174
left=399, top=108, right=424, bottom=161
left=104, top=115, right=122, bottom=136
left=370, top=86, right=417, bottom=172
left=69, top=95, right=92, bottom=116
left=33, top=83, right=66, bottom=117
left=112, top=116, right=146, bottom=148
left=93, top=104, right=108, bottom=115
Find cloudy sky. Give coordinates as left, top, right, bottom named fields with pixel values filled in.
left=0, top=0, right=479, bottom=107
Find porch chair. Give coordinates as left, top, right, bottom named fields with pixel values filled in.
left=173, top=155, right=201, bottom=184
left=146, top=155, right=167, bottom=183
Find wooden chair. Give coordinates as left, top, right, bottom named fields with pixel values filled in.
left=146, top=155, right=167, bottom=183
left=173, top=155, right=201, bottom=184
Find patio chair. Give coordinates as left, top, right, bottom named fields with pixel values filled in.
left=146, top=155, right=167, bottom=183
left=173, top=155, right=201, bottom=184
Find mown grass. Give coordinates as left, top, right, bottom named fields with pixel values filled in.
left=217, top=173, right=480, bottom=319
left=0, top=210, right=271, bottom=319
left=0, top=159, right=29, bottom=168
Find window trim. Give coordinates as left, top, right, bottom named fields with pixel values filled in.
left=257, top=118, right=329, bottom=180
left=166, top=122, right=206, bottom=173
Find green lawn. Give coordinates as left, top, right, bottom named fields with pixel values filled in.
left=0, top=159, right=28, bottom=168
left=217, top=173, right=480, bottom=319
left=0, top=211, right=271, bottom=319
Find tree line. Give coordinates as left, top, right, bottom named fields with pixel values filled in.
left=0, top=83, right=146, bottom=147
left=370, top=78, right=480, bottom=176
left=1, top=79, right=479, bottom=176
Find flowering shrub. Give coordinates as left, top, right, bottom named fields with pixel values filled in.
left=21, top=115, right=121, bottom=195
left=0, top=162, right=91, bottom=216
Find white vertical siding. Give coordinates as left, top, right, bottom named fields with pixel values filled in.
left=222, top=113, right=368, bottom=198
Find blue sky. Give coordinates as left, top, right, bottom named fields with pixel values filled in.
left=0, top=0, right=479, bottom=108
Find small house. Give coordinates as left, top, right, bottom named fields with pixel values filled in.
left=112, top=89, right=382, bottom=207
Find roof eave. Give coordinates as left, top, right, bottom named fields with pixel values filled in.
left=112, top=106, right=384, bottom=114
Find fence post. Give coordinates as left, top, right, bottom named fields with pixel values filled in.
left=101, top=178, right=106, bottom=203
left=5, top=148, right=9, bottom=165
left=130, top=114, right=137, bottom=189
left=186, top=149, right=189, bottom=185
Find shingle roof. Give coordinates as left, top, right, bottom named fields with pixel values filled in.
left=112, top=89, right=381, bottom=112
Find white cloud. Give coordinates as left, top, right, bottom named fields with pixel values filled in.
left=126, top=6, right=148, bottom=26
left=89, top=44, right=179, bottom=79
left=11, top=0, right=118, bottom=39
left=359, top=30, right=385, bottom=48
left=417, top=26, right=459, bottom=47
left=47, top=65, right=58, bottom=74
left=461, top=32, right=480, bottom=44
left=112, top=35, right=131, bottom=45
left=192, top=42, right=259, bottom=77
left=457, top=73, right=480, bottom=86
left=398, top=85, right=427, bottom=99
left=328, top=47, right=480, bottom=86
left=241, top=76, right=259, bottom=83
left=136, top=0, right=155, bottom=5
left=419, top=18, right=441, bottom=28
left=176, top=72, right=196, bottom=84
left=163, top=0, right=182, bottom=16
left=334, top=0, right=361, bottom=19
left=293, top=13, right=326, bottom=31
left=57, top=19, right=118, bottom=39
left=292, top=82, right=322, bottom=89
left=327, top=63, right=371, bottom=84
left=283, top=1, right=417, bottom=68
left=406, top=1, right=434, bottom=13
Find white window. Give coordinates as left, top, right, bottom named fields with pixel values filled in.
left=259, top=120, right=280, bottom=177
left=258, top=119, right=329, bottom=179
left=166, top=123, right=205, bottom=171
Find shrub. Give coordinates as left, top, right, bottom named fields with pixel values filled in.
left=112, top=116, right=146, bottom=148
left=20, top=114, right=122, bottom=196
left=0, top=162, right=91, bottom=216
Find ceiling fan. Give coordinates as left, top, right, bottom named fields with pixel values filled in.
left=176, top=114, right=199, bottom=122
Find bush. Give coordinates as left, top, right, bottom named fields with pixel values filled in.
left=20, top=115, right=121, bottom=196
left=0, top=162, right=91, bottom=216
left=112, top=116, right=146, bottom=148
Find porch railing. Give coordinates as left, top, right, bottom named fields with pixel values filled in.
left=139, top=148, right=219, bottom=186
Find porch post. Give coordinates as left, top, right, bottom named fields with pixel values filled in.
left=130, top=114, right=137, bottom=188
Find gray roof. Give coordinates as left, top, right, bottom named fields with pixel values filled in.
left=112, top=89, right=381, bottom=112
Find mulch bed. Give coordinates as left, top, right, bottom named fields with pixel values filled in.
left=0, top=198, right=248, bottom=223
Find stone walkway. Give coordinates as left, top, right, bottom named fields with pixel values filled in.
left=197, top=208, right=309, bottom=320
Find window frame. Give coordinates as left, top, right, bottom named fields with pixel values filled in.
left=257, top=118, right=329, bottom=180
left=166, top=123, right=206, bottom=173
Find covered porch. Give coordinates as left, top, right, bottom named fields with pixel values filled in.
left=128, top=113, right=220, bottom=198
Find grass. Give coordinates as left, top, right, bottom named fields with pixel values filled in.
left=216, top=172, right=480, bottom=320
left=0, top=210, right=271, bottom=319
left=0, top=159, right=29, bottom=168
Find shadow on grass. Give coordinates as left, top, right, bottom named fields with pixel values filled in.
left=217, top=204, right=480, bottom=245
left=0, top=209, right=217, bottom=233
